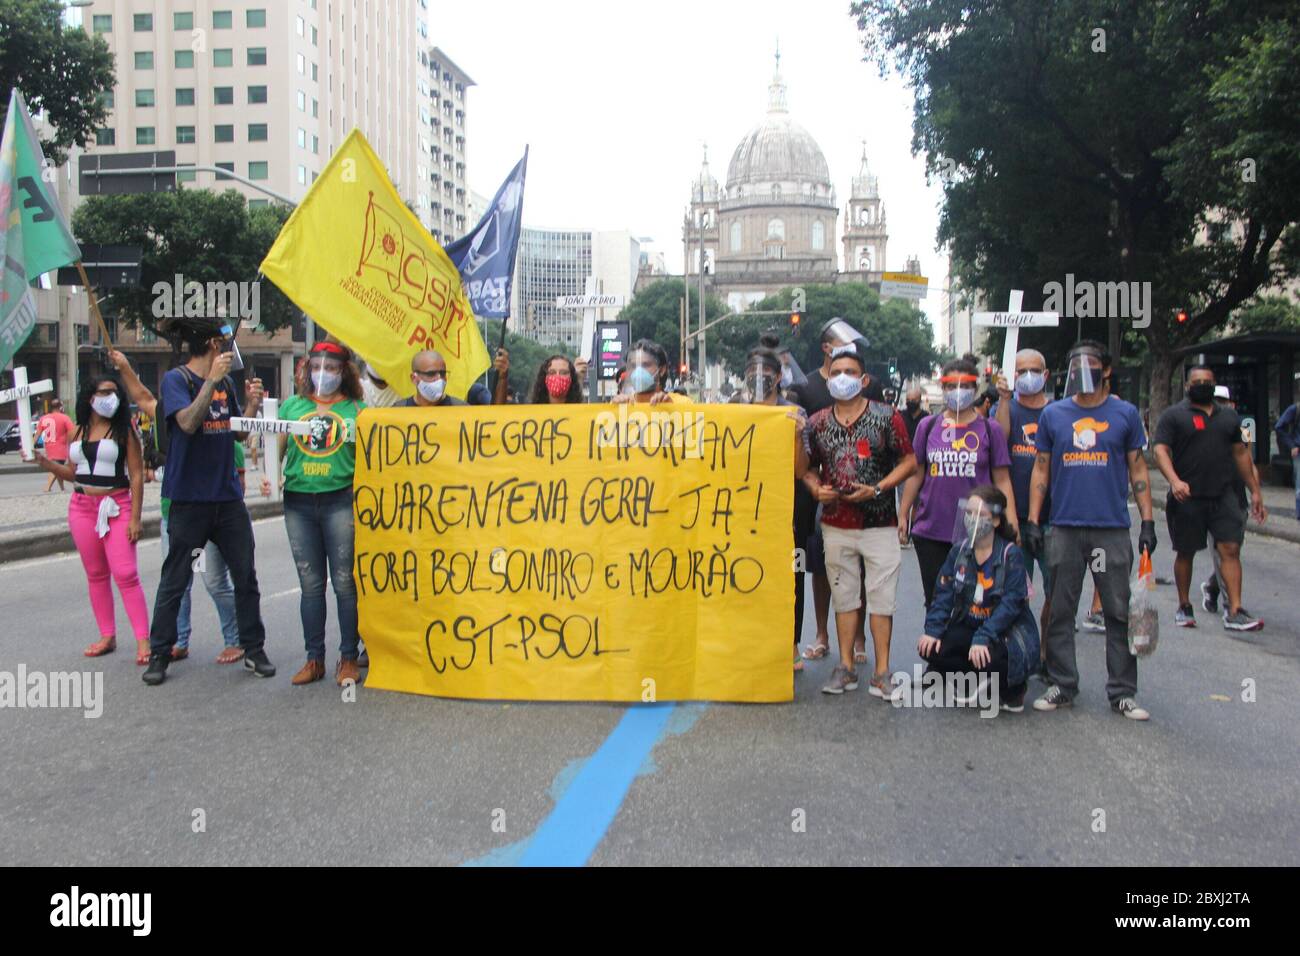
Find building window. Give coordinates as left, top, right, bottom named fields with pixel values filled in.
left=811, top=220, right=825, bottom=251
left=134, top=51, right=153, bottom=69
left=730, top=221, right=742, bottom=252
left=247, top=47, right=267, bottom=66
left=136, top=127, right=155, bottom=145
left=175, top=50, right=194, bottom=68
left=176, top=125, right=196, bottom=144
left=92, top=14, right=111, bottom=33
left=296, top=128, right=306, bottom=148
left=248, top=123, right=268, bottom=142
left=135, top=89, right=155, bottom=107
left=213, top=11, right=232, bottom=29
left=215, top=162, right=234, bottom=175
left=767, top=219, right=785, bottom=240
left=771, top=184, right=781, bottom=200
left=297, top=165, right=307, bottom=185
left=248, top=86, right=268, bottom=104
left=296, top=90, right=306, bottom=111
left=312, top=135, right=319, bottom=154
left=101, top=91, right=114, bottom=109
left=175, top=88, right=195, bottom=106
left=311, top=25, right=318, bottom=46
left=248, top=161, right=268, bottom=181
left=176, top=165, right=196, bottom=184
left=213, top=48, right=233, bottom=67
left=249, top=199, right=269, bottom=209
left=95, top=128, right=115, bottom=146
left=174, top=12, right=193, bottom=30
left=214, top=87, right=234, bottom=105
left=246, top=9, right=266, bottom=28
left=311, top=98, right=318, bottom=118
left=214, top=124, right=234, bottom=143
left=296, top=16, right=305, bottom=36
left=133, top=13, right=152, bottom=31
left=311, top=62, right=318, bottom=82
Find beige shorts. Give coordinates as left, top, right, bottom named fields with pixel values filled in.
left=821, top=524, right=902, bottom=615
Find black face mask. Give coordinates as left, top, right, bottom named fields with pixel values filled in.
left=1188, top=382, right=1215, bottom=405
left=906, top=401, right=920, bottom=413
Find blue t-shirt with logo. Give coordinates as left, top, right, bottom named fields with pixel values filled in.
left=1035, top=395, right=1146, bottom=528
left=160, top=366, right=243, bottom=503
left=991, top=398, right=1050, bottom=524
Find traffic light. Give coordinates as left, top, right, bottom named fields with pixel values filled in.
left=790, top=312, right=802, bottom=335
left=679, top=362, right=688, bottom=376
left=1177, top=309, right=1189, bottom=324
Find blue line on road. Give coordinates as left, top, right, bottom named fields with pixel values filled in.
left=516, top=702, right=678, bottom=867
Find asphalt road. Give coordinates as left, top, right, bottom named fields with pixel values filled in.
left=1, top=511, right=1296, bottom=866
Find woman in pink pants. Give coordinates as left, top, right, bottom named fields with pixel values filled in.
left=35, top=372, right=150, bottom=663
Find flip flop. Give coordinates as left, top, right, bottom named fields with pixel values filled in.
left=800, top=642, right=830, bottom=660
left=854, top=647, right=869, bottom=665
left=136, top=640, right=151, bottom=665
left=216, top=647, right=245, bottom=665
left=84, top=636, right=116, bottom=658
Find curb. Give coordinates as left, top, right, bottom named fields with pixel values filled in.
left=0, top=500, right=284, bottom=564
left=1149, top=493, right=1300, bottom=547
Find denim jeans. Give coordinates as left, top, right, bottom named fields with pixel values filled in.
left=160, top=514, right=239, bottom=649
left=1293, top=455, right=1299, bottom=519
left=283, top=488, right=359, bottom=661
left=150, top=500, right=267, bottom=657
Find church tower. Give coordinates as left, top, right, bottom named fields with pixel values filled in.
left=684, top=144, right=720, bottom=277
left=841, top=144, right=888, bottom=279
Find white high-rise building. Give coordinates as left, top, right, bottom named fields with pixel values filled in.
left=512, top=229, right=640, bottom=350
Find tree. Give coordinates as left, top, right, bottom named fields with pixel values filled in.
left=852, top=0, right=1300, bottom=420
left=71, top=190, right=297, bottom=335
left=619, top=278, right=726, bottom=373
left=1231, top=294, right=1300, bottom=335
left=0, top=0, right=115, bottom=165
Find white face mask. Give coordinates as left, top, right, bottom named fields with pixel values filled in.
left=417, top=378, right=446, bottom=403
left=827, top=372, right=863, bottom=402
left=91, top=394, right=120, bottom=419
left=1015, top=371, right=1046, bottom=396
left=311, top=369, right=342, bottom=396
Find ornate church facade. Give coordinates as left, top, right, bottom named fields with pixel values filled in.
left=682, top=52, right=891, bottom=312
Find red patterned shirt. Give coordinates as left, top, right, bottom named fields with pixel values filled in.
left=805, top=400, right=913, bottom=529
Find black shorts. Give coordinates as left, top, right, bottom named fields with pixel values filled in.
left=1167, top=488, right=1245, bottom=554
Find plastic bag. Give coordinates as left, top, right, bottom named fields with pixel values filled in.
left=1128, top=550, right=1159, bottom=657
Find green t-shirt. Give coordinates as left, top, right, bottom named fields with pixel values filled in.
left=279, top=394, right=364, bottom=494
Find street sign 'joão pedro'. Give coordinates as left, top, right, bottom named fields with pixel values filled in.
left=352, top=403, right=795, bottom=703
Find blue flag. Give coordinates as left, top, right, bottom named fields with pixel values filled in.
left=443, top=147, right=528, bottom=319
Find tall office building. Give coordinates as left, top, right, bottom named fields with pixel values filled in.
left=428, top=47, right=473, bottom=244
left=512, top=229, right=640, bottom=350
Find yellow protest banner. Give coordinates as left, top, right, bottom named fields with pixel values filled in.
left=353, top=402, right=794, bottom=703
left=259, top=128, right=490, bottom=400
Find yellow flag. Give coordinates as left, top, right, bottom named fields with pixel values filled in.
left=259, top=128, right=490, bottom=399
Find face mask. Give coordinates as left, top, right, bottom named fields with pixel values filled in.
left=747, top=373, right=776, bottom=402
left=311, top=369, right=342, bottom=396
left=417, top=378, right=446, bottom=403
left=945, top=387, right=975, bottom=412
left=964, top=512, right=994, bottom=541
left=628, top=366, right=656, bottom=394
left=1015, top=371, right=1045, bottom=396
left=1188, top=382, right=1215, bottom=405
left=545, top=374, right=571, bottom=398
left=827, top=373, right=862, bottom=402
left=906, top=400, right=920, bottom=413
left=91, top=394, right=120, bottom=419
left=779, top=366, right=793, bottom=389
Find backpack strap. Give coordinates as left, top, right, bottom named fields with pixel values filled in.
left=913, top=413, right=936, bottom=471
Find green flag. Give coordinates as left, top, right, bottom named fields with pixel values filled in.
left=0, top=88, right=81, bottom=370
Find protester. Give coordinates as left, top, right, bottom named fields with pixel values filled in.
left=611, top=339, right=684, bottom=405
left=1275, top=400, right=1300, bottom=519
left=400, top=350, right=468, bottom=407
left=360, top=360, right=403, bottom=408
left=746, top=339, right=811, bottom=670
left=918, top=485, right=1040, bottom=712
left=34, top=373, right=150, bottom=662
left=264, top=341, right=368, bottom=685
left=142, top=319, right=275, bottom=686
left=109, top=348, right=244, bottom=664
left=898, top=355, right=1016, bottom=609
left=974, top=388, right=997, bottom=418
left=37, top=398, right=75, bottom=492
left=803, top=345, right=917, bottom=697
left=1152, top=366, right=1266, bottom=631
left=902, top=386, right=927, bottom=445
left=529, top=354, right=586, bottom=404
left=1201, top=385, right=1261, bottom=619
left=992, top=349, right=1054, bottom=659
left=792, top=318, right=871, bottom=662
left=1023, top=340, right=1155, bottom=720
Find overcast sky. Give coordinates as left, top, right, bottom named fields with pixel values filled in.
left=435, top=0, right=948, bottom=333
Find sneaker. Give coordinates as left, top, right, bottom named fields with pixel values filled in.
left=1174, top=604, right=1196, bottom=628
left=141, top=654, right=169, bottom=686
left=1033, top=685, right=1074, bottom=711
left=1000, top=691, right=1026, bottom=713
left=243, top=649, right=277, bottom=678
left=867, top=672, right=901, bottom=701
left=1222, top=607, right=1263, bottom=632
left=821, top=665, right=860, bottom=695
left=1112, top=697, right=1150, bottom=721
left=1200, top=580, right=1219, bottom=614
left=1081, top=611, right=1106, bottom=632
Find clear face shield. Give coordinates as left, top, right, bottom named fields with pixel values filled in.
left=779, top=349, right=807, bottom=389
left=822, top=319, right=867, bottom=355
left=745, top=361, right=779, bottom=404
left=622, top=348, right=660, bottom=395
left=954, top=494, right=1002, bottom=550
left=1063, top=347, right=1105, bottom=398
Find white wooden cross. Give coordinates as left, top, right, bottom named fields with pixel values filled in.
left=0, top=367, right=55, bottom=461
left=973, top=290, right=1060, bottom=381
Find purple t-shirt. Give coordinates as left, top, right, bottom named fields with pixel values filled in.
left=910, top=413, right=1012, bottom=542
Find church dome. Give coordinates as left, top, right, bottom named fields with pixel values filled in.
left=725, top=52, right=832, bottom=190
